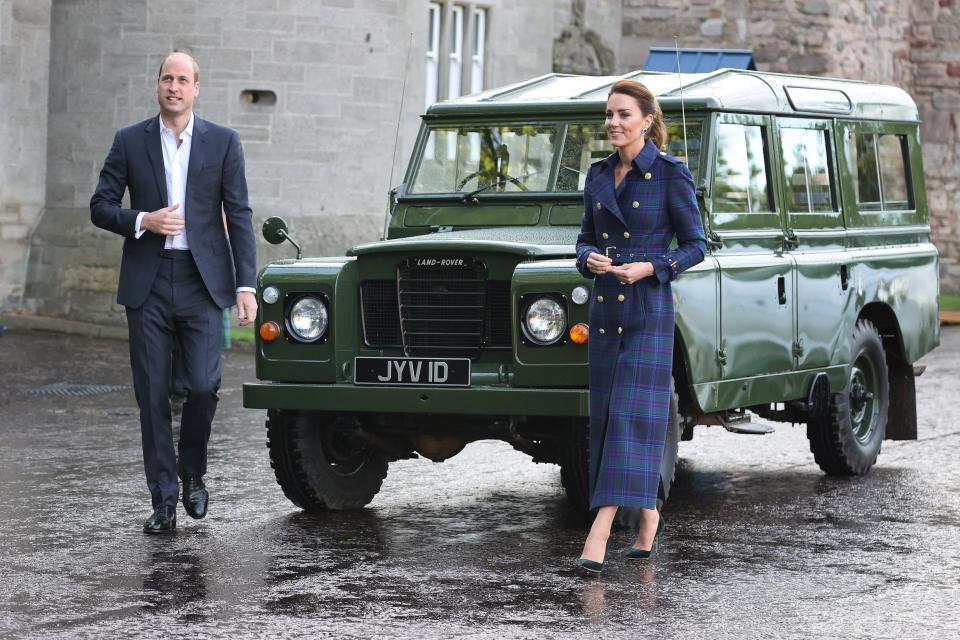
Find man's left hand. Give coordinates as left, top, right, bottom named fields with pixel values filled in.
left=237, top=291, right=258, bottom=326
left=609, top=262, right=654, bottom=284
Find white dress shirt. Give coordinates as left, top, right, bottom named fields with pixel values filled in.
left=134, top=114, right=193, bottom=249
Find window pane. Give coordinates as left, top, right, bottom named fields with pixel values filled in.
left=878, top=134, right=910, bottom=210
left=424, top=4, right=440, bottom=111
left=713, top=123, right=771, bottom=213
left=470, top=8, right=486, bottom=94
left=664, top=121, right=703, bottom=182
left=447, top=6, right=463, bottom=100
left=556, top=124, right=612, bottom=191
left=412, top=125, right=557, bottom=194
left=780, top=128, right=834, bottom=213
left=851, top=133, right=881, bottom=210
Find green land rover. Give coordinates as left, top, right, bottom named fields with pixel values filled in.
left=243, top=69, right=940, bottom=513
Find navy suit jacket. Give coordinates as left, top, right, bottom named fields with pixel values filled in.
left=90, top=115, right=256, bottom=310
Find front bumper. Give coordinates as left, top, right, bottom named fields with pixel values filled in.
left=243, top=382, right=589, bottom=417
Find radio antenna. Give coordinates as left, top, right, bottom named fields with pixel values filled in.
left=383, top=32, right=414, bottom=241
left=674, top=36, right=689, bottom=165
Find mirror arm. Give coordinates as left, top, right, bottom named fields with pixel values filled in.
left=278, top=229, right=302, bottom=260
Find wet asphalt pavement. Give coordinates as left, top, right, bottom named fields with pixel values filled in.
left=0, top=327, right=958, bottom=639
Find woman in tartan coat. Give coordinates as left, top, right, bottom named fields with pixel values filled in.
left=574, top=79, right=706, bottom=572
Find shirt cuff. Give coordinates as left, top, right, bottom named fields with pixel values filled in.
left=134, top=212, right=148, bottom=239
left=236, top=287, right=256, bottom=294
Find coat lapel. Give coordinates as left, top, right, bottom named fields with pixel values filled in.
left=584, top=154, right=627, bottom=227
left=143, top=118, right=168, bottom=205
left=186, top=115, right=206, bottom=196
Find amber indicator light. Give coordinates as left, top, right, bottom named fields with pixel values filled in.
left=259, top=321, right=281, bottom=342
left=569, top=323, right=589, bottom=344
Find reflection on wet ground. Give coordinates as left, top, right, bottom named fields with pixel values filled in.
left=1, top=328, right=959, bottom=638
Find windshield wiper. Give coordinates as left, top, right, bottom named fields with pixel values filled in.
left=461, top=170, right=540, bottom=204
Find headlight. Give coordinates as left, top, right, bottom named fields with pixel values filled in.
left=288, top=296, right=328, bottom=342
left=522, top=297, right=567, bottom=345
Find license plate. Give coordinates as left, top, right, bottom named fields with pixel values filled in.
left=353, top=357, right=471, bottom=386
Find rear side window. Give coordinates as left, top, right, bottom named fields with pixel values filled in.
left=850, top=133, right=912, bottom=211
left=780, top=128, right=835, bottom=213
left=713, top=123, right=773, bottom=213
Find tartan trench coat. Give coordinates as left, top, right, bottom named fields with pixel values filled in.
left=575, top=139, right=706, bottom=511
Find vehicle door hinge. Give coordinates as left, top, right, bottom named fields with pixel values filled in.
left=792, top=338, right=804, bottom=358
left=784, top=230, right=799, bottom=248
left=707, top=231, right=723, bottom=251
left=717, top=348, right=727, bottom=366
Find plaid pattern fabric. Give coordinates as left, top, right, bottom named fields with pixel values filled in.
left=575, top=140, right=706, bottom=510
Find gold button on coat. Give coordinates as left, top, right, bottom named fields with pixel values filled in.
left=644, top=172, right=652, bottom=180
left=623, top=231, right=630, bottom=239
left=602, top=232, right=608, bottom=239
left=597, top=295, right=604, bottom=303
left=599, top=328, right=605, bottom=335
left=596, top=202, right=602, bottom=209
left=617, top=326, right=623, bottom=334
left=617, top=294, right=625, bottom=302
left=632, top=201, right=639, bottom=208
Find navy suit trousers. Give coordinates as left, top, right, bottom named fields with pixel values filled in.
left=126, top=250, right=223, bottom=509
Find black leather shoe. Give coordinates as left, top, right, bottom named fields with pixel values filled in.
left=181, top=475, right=208, bottom=520
left=143, top=505, right=176, bottom=534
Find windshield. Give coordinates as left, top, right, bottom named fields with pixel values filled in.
left=408, top=120, right=703, bottom=195
left=410, top=125, right=556, bottom=194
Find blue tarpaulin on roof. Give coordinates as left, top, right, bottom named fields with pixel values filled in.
left=644, top=48, right=756, bottom=73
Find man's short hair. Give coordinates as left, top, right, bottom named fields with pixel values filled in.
left=158, top=51, right=200, bottom=82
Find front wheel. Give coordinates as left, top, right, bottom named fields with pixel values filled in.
left=807, top=320, right=890, bottom=475
left=265, top=410, right=389, bottom=511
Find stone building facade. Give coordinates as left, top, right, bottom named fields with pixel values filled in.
left=0, top=0, right=957, bottom=328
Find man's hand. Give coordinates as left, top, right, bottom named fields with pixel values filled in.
left=609, top=262, right=654, bottom=284
left=236, top=291, right=257, bottom=326
left=586, top=251, right=614, bottom=275
left=142, top=204, right=184, bottom=236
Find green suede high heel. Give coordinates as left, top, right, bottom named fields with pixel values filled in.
left=624, top=514, right=665, bottom=560
left=575, top=557, right=605, bottom=574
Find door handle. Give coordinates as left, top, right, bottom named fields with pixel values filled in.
left=777, top=275, right=787, bottom=305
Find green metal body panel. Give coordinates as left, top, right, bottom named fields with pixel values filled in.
left=244, top=67, right=939, bottom=435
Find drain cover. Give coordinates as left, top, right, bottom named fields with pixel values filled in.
left=26, top=382, right=130, bottom=397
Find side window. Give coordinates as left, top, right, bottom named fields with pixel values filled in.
left=849, top=132, right=912, bottom=211
left=556, top=124, right=612, bottom=191
left=713, top=123, right=773, bottom=213
left=664, top=121, right=703, bottom=182
left=877, top=134, right=910, bottom=209
left=780, top=128, right=835, bottom=213
left=556, top=120, right=703, bottom=192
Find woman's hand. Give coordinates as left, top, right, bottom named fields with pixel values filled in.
left=609, top=261, right=654, bottom=284
left=586, top=251, right=614, bottom=275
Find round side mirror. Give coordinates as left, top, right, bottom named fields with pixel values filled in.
left=262, top=217, right=289, bottom=245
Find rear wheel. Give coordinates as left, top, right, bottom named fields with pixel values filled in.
left=265, top=410, right=389, bottom=510
left=560, top=380, right=681, bottom=516
left=807, top=320, right=889, bottom=475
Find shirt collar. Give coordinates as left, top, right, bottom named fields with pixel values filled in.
left=159, top=112, right=194, bottom=139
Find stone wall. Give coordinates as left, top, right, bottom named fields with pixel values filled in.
left=911, top=0, right=960, bottom=292
left=0, top=0, right=51, bottom=309
left=20, top=0, right=565, bottom=324
left=621, top=0, right=958, bottom=294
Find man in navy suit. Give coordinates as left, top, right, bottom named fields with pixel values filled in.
left=91, top=52, right=258, bottom=533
